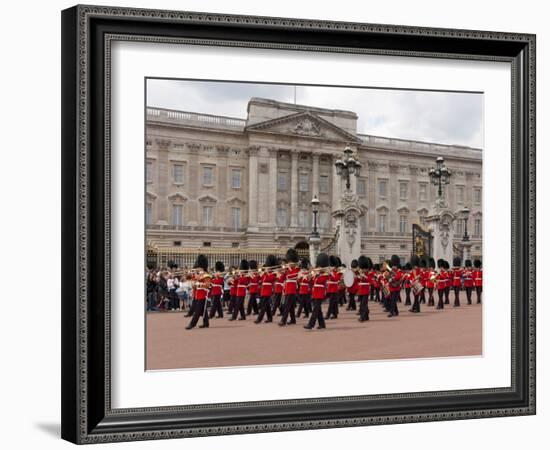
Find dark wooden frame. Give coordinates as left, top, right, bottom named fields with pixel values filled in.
left=61, top=5, right=536, bottom=444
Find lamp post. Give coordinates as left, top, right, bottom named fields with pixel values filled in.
left=311, top=195, right=320, bottom=238
left=460, top=206, right=470, bottom=242
left=334, top=145, right=362, bottom=191
left=428, top=156, right=452, bottom=199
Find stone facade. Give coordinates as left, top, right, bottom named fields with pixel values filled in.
left=146, top=98, right=483, bottom=262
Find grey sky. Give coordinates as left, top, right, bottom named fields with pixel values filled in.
left=147, top=79, right=483, bottom=148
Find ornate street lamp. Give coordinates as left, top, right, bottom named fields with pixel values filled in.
left=428, top=156, right=452, bottom=198
left=459, top=206, right=470, bottom=241
left=311, top=195, right=320, bottom=238
left=334, top=145, right=362, bottom=190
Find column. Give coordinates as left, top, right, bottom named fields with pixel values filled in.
left=331, top=154, right=341, bottom=211
left=156, top=139, right=170, bottom=225
left=312, top=153, right=320, bottom=197
left=268, top=148, right=278, bottom=226
left=248, top=147, right=258, bottom=230
left=290, top=151, right=299, bottom=227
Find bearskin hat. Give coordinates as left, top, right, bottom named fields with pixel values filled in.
left=285, top=248, right=299, bottom=263
left=357, top=256, right=368, bottom=270
left=335, top=256, right=343, bottom=267
left=316, top=252, right=330, bottom=268
left=193, top=254, right=208, bottom=271
left=405, top=262, right=412, bottom=270
left=215, top=261, right=225, bottom=272
left=444, top=260, right=450, bottom=269
left=329, top=255, right=339, bottom=267
left=351, top=259, right=359, bottom=269
left=410, top=255, right=420, bottom=268
left=249, top=260, right=258, bottom=270
left=239, top=259, right=249, bottom=271
left=373, top=263, right=381, bottom=271
left=390, top=254, right=401, bottom=268
left=474, top=259, right=482, bottom=268
left=420, top=258, right=427, bottom=268
left=437, top=258, right=445, bottom=269
left=453, top=256, right=462, bottom=267
left=465, top=259, right=472, bottom=267
left=300, top=257, right=310, bottom=269
left=264, top=254, right=278, bottom=268
left=428, top=257, right=436, bottom=269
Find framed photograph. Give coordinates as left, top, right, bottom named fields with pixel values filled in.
left=61, top=5, right=536, bottom=444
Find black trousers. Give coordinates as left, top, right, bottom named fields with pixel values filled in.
left=307, top=300, right=326, bottom=328
left=231, top=296, right=246, bottom=320
left=444, top=287, right=450, bottom=304
left=188, top=301, right=209, bottom=328
left=374, top=287, right=381, bottom=302
left=227, top=295, right=236, bottom=314
left=256, top=296, right=273, bottom=322
left=437, top=289, right=445, bottom=309
left=358, top=295, right=369, bottom=321
left=475, top=286, right=482, bottom=303
left=271, top=293, right=284, bottom=316
left=325, top=292, right=339, bottom=319
left=338, top=291, right=345, bottom=306
left=420, top=287, right=426, bottom=304
left=453, top=287, right=461, bottom=306
left=222, top=290, right=230, bottom=308
left=280, top=294, right=297, bottom=324
left=404, top=287, right=412, bottom=305
left=465, top=287, right=473, bottom=304
left=388, top=291, right=399, bottom=316
left=296, top=294, right=311, bottom=317
left=411, top=292, right=421, bottom=313
left=427, top=288, right=434, bottom=306
left=209, top=295, right=223, bottom=318
left=347, top=293, right=357, bottom=310
left=246, top=293, right=259, bottom=315
left=185, top=299, right=196, bottom=316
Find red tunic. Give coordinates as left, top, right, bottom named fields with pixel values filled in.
left=259, top=272, right=276, bottom=297
left=463, top=269, right=474, bottom=288
left=193, top=274, right=210, bottom=300
left=312, top=273, right=329, bottom=300
left=452, top=268, right=462, bottom=287
left=236, top=274, right=249, bottom=297
left=209, top=275, right=224, bottom=297
left=248, top=273, right=260, bottom=295
left=274, top=272, right=285, bottom=294
left=389, top=268, right=403, bottom=292
left=473, top=269, right=483, bottom=287
left=356, top=272, right=370, bottom=296
left=403, top=271, right=412, bottom=289
left=436, top=270, right=447, bottom=290
left=326, top=270, right=341, bottom=294
left=284, top=267, right=300, bottom=295
left=298, top=273, right=311, bottom=295
left=424, top=269, right=435, bottom=289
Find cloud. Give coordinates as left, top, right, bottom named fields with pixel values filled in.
left=147, top=79, right=483, bottom=148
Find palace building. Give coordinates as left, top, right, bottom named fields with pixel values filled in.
left=146, top=98, right=482, bottom=263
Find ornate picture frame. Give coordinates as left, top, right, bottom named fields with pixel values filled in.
left=61, top=5, right=535, bottom=444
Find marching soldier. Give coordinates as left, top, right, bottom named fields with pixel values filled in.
left=452, top=256, right=463, bottom=307
left=403, top=262, right=412, bottom=306
left=419, top=258, right=428, bottom=304
left=246, top=260, right=260, bottom=316
left=208, top=261, right=225, bottom=319
left=387, top=255, right=402, bottom=318
left=426, top=257, right=436, bottom=306
left=304, top=253, right=330, bottom=330
left=444, top=260, right=452, bottom=304
left=436, top=259, right=446, bottom=309
left=296, top=258, right=312, bottom=318
left=229, top=259, right=249, bottom=321
left=463, top=260, right=474, bottom=304
left=346, top=259, right=359, bottom=311
left=279, top=249, right=300, bottom=326
left=255, top=255, right=278, bottom=323
left=357, top=256, right=372, bottom=322
left=473, top=259, right=483, bottom=304
left=227, top=266, right=237, bottom=315
left=371, top=263, right=381, bottom=302
left=325, top=255, right=341, bottom=320
left=271, top=266, right=285, bottom=317
left=185, top=254, right=211, bottom=330
left=409, top=255, right=422, bottom=313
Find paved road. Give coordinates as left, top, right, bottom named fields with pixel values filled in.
left=146, top=294, right=482, bottom=370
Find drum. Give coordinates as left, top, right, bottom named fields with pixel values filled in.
left=382, top=284, right=391, bottom=298
left=342, top=268, right=355, bottom=288
left=412, top=279, right=423, bottom=295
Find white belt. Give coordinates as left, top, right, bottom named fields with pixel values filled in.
left=313, top=284, right=326, bottom=288
left=262, top=282, right=272, bottom=285
left=327, top=281, right=338, bottom=284
left=358, top=283, right=370, bottom=286
left=249, top=283, right=258, bottom=286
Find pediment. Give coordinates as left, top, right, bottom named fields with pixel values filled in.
left=198, top=194, right=218, bottom=203
left=246, top=111, right=361, bottom=143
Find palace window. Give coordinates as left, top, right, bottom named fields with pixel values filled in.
left=357, top=179, right=366, bottom=197
left=378, top=213, right=387, bottom=232
left=202, top=166, right=214, bottom=186
left=399, top=182, right=408, bottom=200
left=399, top=214, right=408, bottom=233
left=173, top=164, right=184, bottom=184
left=231, top=207, right=241, bottom=229
left=231, top=169, right=241, bottom=189
left=299, top=173, right=309, bottom=192
left=456, top=186, right=464, bottom=203
left=319, top=174, right=329, bottom=194
left=171, top=204, right=183, bottom=226
left=474, top=218, right=482, bottom=236
left=474, top=188, right=482, bottom=204
left=146, top=161, right=153, bottom=183
left=419, top=183, right=427, bottom=201
left=277, top=172, right=287, bottom=191
left=276, top=208, right=288, bottom=227
left=298, top=209, right=308, bottom=227
left=456, top=220, right=464, bottom=236
left=319, top=211, right=330, bottom=229
left=378, top=180, right=387, bottom=197
left=202, top=206, right=213, bottom=227
left=146, top=202, right=152, bottom=225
